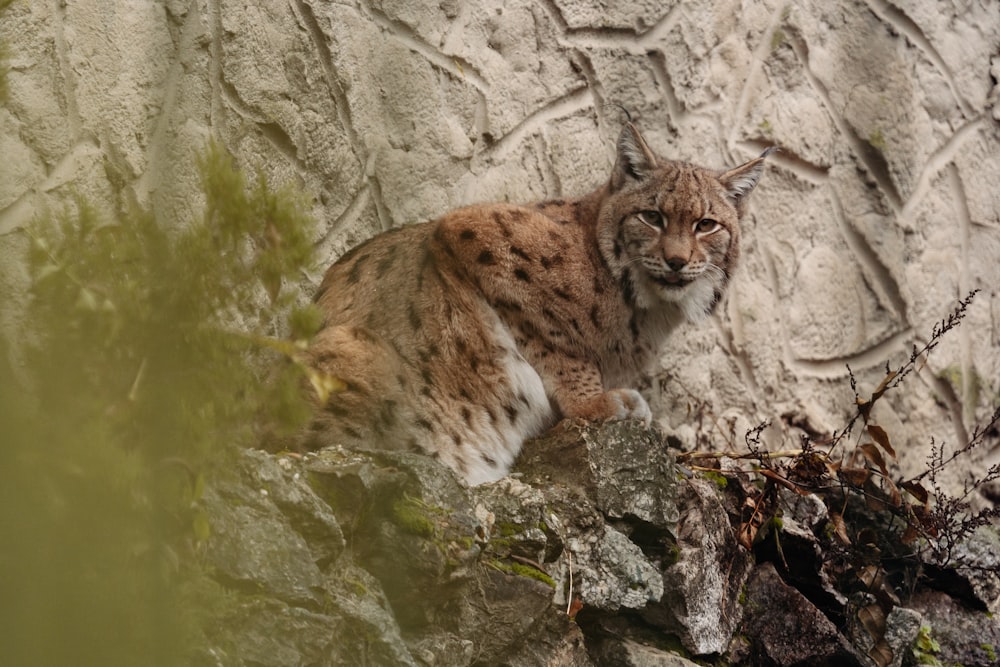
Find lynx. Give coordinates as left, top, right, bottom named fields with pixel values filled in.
left=306, top=123, right=772, bottom=485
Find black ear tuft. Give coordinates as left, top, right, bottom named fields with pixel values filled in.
left=719, top=147, right=775, bottom=215
left=611, top=123, right=658, bottom=190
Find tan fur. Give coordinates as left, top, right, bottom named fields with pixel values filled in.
left=305, top=124, right=772, bottom=484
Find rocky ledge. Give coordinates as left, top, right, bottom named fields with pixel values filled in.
left=197, top=421, right=1000, bottom=666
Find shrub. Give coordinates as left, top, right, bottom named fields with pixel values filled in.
left=0, top=142, right=317, bottom=666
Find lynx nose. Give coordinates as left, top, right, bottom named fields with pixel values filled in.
left=665, top=257, right=687, bottom=272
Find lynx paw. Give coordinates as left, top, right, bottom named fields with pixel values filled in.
left=604, top=388, right=652, bottom=425
left=569, top=389, right=652, bottom=426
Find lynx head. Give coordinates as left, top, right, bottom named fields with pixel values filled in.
left=597, top=123, right=773, bottom=320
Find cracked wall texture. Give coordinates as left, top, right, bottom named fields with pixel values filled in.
left=1, top=0, right=999, bottom=487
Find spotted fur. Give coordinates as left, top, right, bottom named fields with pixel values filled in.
left=306, top=123, right=772, bottom=484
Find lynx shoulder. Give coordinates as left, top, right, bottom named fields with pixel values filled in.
left=305, top=123, right=773, bottom=485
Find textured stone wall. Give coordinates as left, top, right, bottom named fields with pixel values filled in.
left=2, top=0, right=999, bottom=485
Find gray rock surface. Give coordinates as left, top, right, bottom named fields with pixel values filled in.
left=907, top=590, right=1000, bottom=667
left=883, top=606, right=923, bottom=667
left=744, top=563, right=866, bottom=667
left=589, top=637, right=705, bottom=667
left=190, top=422, right=999, bottom=666
left=512, top=420, right=678, bottom=612
left=932, top=525, right=1000, bottom=610
left=642, top=478, right=753, bottom=655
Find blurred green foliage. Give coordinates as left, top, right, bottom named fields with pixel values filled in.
left=0, top=142, right=318, bottom=665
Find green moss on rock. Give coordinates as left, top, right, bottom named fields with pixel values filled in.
left=391, top=497, right=437, bottom=538
left=490, top=560, right=556, bottom=588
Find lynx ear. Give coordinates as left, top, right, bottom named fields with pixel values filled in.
left=719, top=147, right=776, bottom=216
left=611, top=123, right=659, bottom=191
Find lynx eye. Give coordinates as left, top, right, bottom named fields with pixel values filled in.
left=694, top=218, right=719, bottom=234
left=637, top=210, right=663, bottom=228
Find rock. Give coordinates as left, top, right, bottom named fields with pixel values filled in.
left=202, top=450, right=340, bottom=607
left=515, top=421, right=685, bottom=616
left=243, top=448, right=346, bottom=563
left=758, top=488, right=847, bottom=613
left=883, top=606, right=923, bottom=667
left=571, top=523, right=665, bottom=611
left=301, top=443, right=596, bottom=666
left=589, top=636, right=703, bottom=666
left=196, top=595, right=416, bottom=667
left=470, top=474, right=559, bottom=567
left=474, top=422, right=673, bottom=618
left=498, top=613, right=594, bottom=667
left=304, top=446, right=482, bottom=631
left=406, top=633, right=475, bottom=667
left=458, top=568, right=594, bottom=667
left=743, top=563, right=866, bottom=667
left=923, top=526, right=1000, bottom=612
left=513, top=421, right=682, bottom=614
left=190, top=421, right=1000, bottom=666
left=199, top=450, right=418, bottom=666
left=517, top=419, right=679, bottom=527
left=190, top=426, right=999, bottom=666
left=907, top=590, right=1000, bottom=667
left=642, top=478, right=753, bottom=655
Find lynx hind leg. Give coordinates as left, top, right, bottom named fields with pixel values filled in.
left=303, top=325, right=412, bottom=450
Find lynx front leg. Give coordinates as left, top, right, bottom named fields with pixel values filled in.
left=542, top=355, right=652, bottom=426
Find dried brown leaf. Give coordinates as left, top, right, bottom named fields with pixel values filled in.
left=867, top=424, right=896, bottom=459
left=858, top=564, right=881, bottom=588
left=872, top=369, right=898, bottom=400
left=908, top=505, right=939, bottom=537
left=760, top=468, right=811, bottom=495
left=858, top=528, right=881, bottom=550
left=883, top=477, right=902, bottom=508
left=839, top=466, right=871, bottom=486
left=859, top=443, right=889, bottom=476
left=737, top=522, right=755, bottom=551
left=738, top=502, right=765, bottom=551
left=865, top=491, right=887, bottom=512
left=868, top=640, right=894, bottom=667
left=858, top=603, right=886, bottom=638
left=900, top=480, right=929, bottom=505
left=829, top=512, right=850, bottom=545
